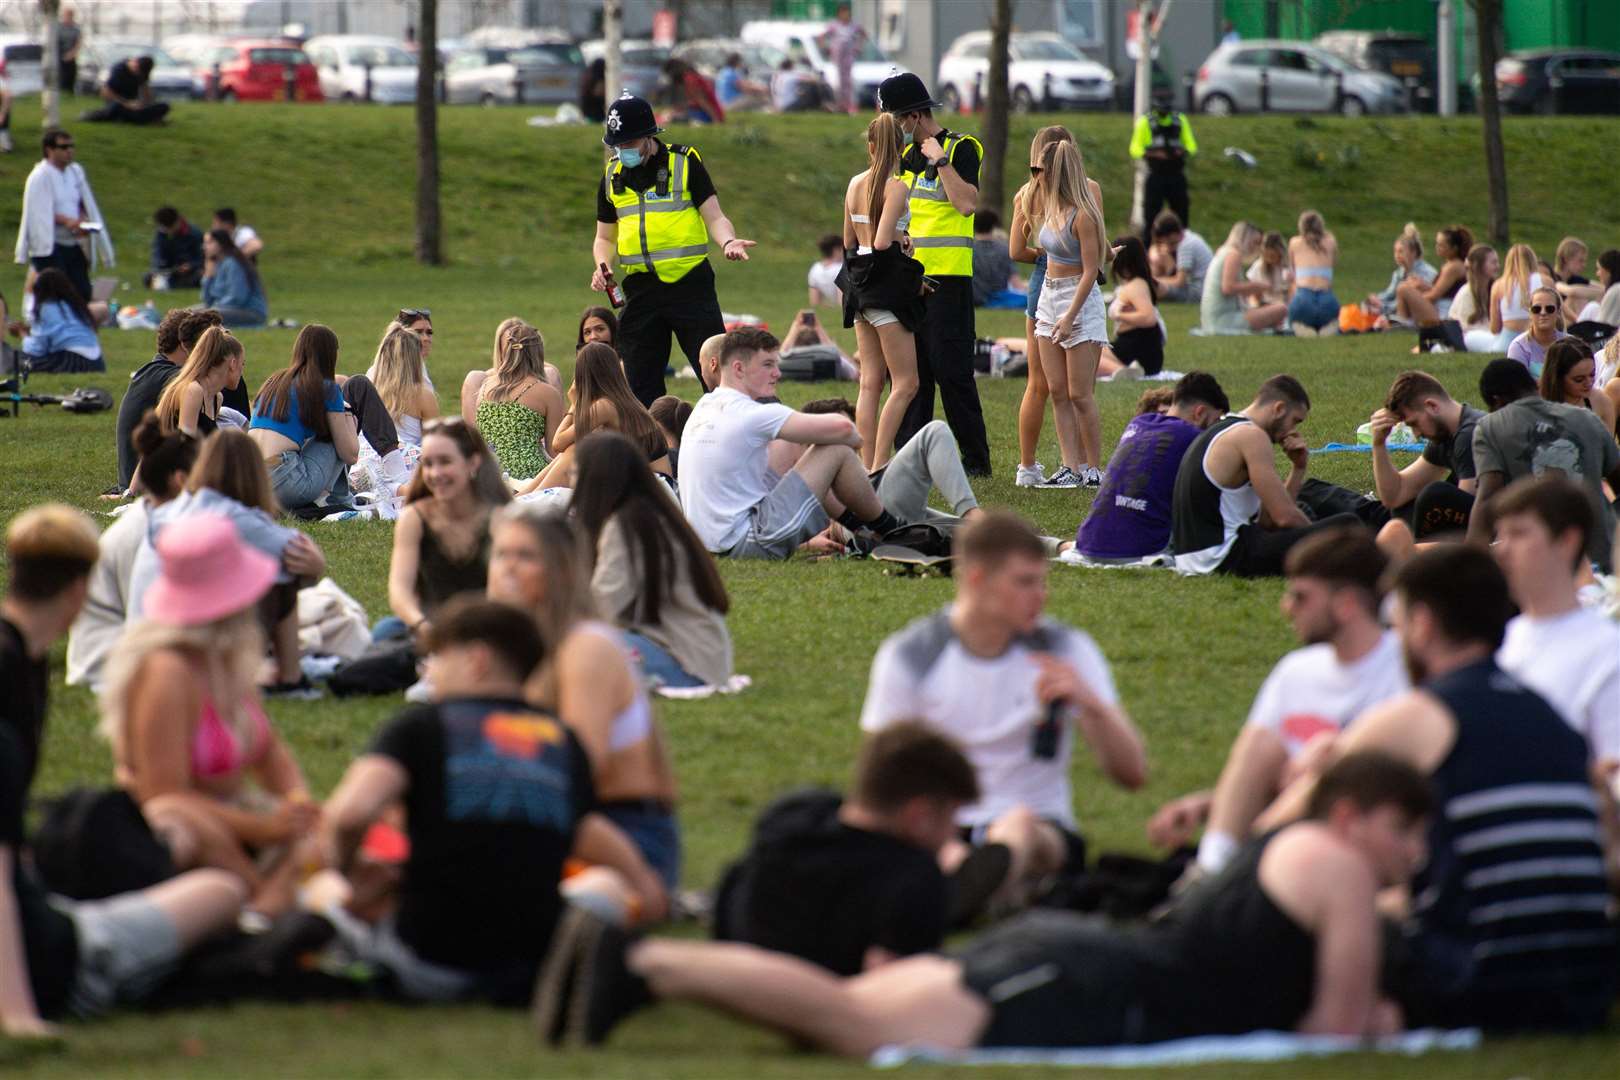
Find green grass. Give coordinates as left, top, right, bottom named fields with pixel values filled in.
left=1, top=100, right=1616, bottom=1076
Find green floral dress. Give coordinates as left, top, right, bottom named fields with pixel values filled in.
left=476, top=399, right=548, bottom=480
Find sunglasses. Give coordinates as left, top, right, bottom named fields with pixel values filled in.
left=1529, top=304, right=1558, bottom=315
left=52, top=142, right=75, bottom=150
left=1029, top=165, right=1043, bottom=176
left=398, top=307, right=431, bottom=320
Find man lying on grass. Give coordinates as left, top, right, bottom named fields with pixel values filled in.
left=535, top=751, right=1430, bottom=1054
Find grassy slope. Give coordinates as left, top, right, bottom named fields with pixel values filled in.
left=1, top=101, right=1616, bottom=1076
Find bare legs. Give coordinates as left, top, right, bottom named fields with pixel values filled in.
left=853, top=318, right=919, bottom=471
left=1068, top=342, right=1103, bottom=470
left=1017, top=316, right=1049, bottom=470
left=1395, top=280, right=1441, bottom=327
left=145, top=869, right=249, bottom=949
left=1244, top=303, right=1288, bottom=332
left=628, top=939, right=988, bottom=1058
left=793, top=444, right=884, bottom=521
left=1036, top=335, right=1082, bottom=472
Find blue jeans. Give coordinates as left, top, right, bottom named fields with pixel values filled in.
left=268, top=441, right=351, bottom=511
left=1025, top=254, right=1047, bottom=321
left=598, top=802, right=682, bottom=890
left=1288, top=286, right=1340, bottom=331
left=623, top=631, right=704, bottom=688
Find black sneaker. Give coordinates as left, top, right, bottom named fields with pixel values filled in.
left=946, top=842, right=1013, bottom=929
left=262, top=676, right=322, bottom=701
left=532, top=907, right=591, bottom=1046
left=567, top=911, right=650, bottom=1046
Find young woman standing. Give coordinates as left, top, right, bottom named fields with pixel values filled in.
left=1008, top=125, right=1073, bottom=487
left=839, top=112, right=921, bottom=471
left=1031, top=140, right=1113, bottom=488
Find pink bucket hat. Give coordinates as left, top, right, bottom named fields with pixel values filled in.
left=142, top=514, right=279, bottom=627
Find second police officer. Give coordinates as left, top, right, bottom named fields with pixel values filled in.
left=591, top=92, right=756, bottom=404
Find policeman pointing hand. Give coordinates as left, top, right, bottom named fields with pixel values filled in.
left=591, top=93, right=754, bottom=403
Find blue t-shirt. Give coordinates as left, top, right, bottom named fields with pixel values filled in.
left=715, top=66, right=742, bottom=107
left=250, top=380, right=344, bottom=446
left=1077, top=412, right=1202, bottom=558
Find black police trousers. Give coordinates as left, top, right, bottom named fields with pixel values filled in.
left=1142, top=171, right=1190, bottom=242
left=896, top=275, right=991, bottom=475
left=617, top=278, right=726, bottom=406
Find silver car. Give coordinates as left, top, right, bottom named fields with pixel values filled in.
left=580, top=39, right=670, bottom=102
left=1194, top=39, right=1406, bottom=116
left=445, top=42, right=583, bottom=105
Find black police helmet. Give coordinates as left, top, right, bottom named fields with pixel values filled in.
left=877, top=71, right=942, bottom=115
left=603, top=93, right=661, bottom=147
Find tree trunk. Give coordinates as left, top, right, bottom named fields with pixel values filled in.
left=415, top=0, right=443, bottom=265
left=604, top=0, right=623, bottom=113
left=979, top=0, right=1013, bottom=213
left=41, top=0, right=60, bottom=129
left=1471, top=0, right=1509, bottom=247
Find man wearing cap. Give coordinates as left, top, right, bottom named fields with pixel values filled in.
left=880, top=73, right=992, bottom=478
left=1129, top=85, right=1197, bottom=243
left=591, top=93, right=756, bottom=405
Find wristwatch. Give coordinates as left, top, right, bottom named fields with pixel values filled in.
left=929, top=157, right=949, bottom=169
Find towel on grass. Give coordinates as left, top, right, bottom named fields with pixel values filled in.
left=871, top=1027, right=1481, bottom=1069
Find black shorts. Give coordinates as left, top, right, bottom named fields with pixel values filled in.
left=958, top=818, right=1087, bottom=875
left=956, top=910, right=1167, bottom=1048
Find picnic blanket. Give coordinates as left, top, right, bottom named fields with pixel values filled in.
left=871, top=1027, right=1481, bottom=1069
left=1312, top=441, right=1426, bottom=454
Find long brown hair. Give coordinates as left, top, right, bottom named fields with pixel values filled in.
left=403, top=418, right=513, bottom=507
left=187, top=428, right=278, bottom=515
left=156, top=326, right=242, bottom=433
left=572, top=431, right=729, bottom=625
left=1539, top=338, right=1594, bottom=405
left=862, top=113, right=903, bottom=233
left=571, top=343, right=666, bottom=459
left=490, top=506, right=596, bottom=659
left=253, top=324, right=340, bottom=442
left=1465, top=244, right=1496, bottom=319
left=482, top=317, right=547, bottom=403
left=1297, top=210, right=1327, bottom=254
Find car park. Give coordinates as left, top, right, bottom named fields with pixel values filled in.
left=444, top=40, right=583, bottom=105
left=1314, top=30, right=1436, bottom=111
left=579, top=39, right=669, bottom=101
left=937, top=30, right=1114, bottom=113
left=1491, top=48, right=1620, bottom=114
left=303, top=35, right=417, bottom=104
left=739, top=19, right=898, bottom=108
left=182, top=39, right=322, bottom=103
left=1194, top=38, right=1406, bottom=116
left=76, top=41, right=193, bottom=101
left=671, top=38, right=785, bottom=83
left=0, top=36, right=42, bottom=95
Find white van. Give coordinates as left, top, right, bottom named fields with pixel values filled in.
left=739, top=19, right=901, bottom=109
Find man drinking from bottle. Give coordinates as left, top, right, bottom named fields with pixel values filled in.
left=591, top=93, right=756, bottom=405
left=858, top=511, right=1146, bottom=910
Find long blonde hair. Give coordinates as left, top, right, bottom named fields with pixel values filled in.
left=862, top=113, right=903, bottom=230
left=1297, top=210, right=1327, bottom=254
left=483, top=318, right=547, bottom=402
left=1017, top=125, right=1074, bottom=241
left=1502, top=243, right=1539, bottom=307
left=1554, top=236, right=1587, bottom=279
left=155, top=326, right=242, bottom=434
left=99, top=610, right=265, bottom=765
left=370, top=325, right=426, bottom=421
left=1034, top=140, right=1111, bottom=270
left=1224, top=220, right=1263, bottom=258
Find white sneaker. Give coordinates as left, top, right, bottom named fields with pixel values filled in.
left=1015, top=462, right=1046, bottom=487
left=1081, top=466, right=1105, bottom=488
left=1042, top=466, right=1081, bottom=489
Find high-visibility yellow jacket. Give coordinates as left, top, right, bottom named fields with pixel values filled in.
left=604, top=144, right=710, bottom=284
left=901, top=132, right=981, bottom=278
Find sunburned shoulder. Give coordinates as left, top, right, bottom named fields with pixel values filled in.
left=1262, top=821, right=1367, bottom=885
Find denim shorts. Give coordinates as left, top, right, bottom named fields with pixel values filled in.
left=1287, top=286, right=1341, bottom=331
left=599, top=802, right=682, bottom=889
left=1025, top=254, right=1047, bottom=321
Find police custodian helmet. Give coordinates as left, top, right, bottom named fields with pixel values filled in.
left=603, top=92, right=661, bottom=146
left=876, top=71, right=943, bottom=114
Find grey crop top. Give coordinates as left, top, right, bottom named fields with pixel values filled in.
left=1038, top=208, right=1082, bottom=268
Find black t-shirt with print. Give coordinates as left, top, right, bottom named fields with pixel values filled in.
left=370, top=698, right=594, bottom=991
left=0, top=617, right=47, bottom=792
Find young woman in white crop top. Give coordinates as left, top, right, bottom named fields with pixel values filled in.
left=1487, top=243, right=1543, bottom=353
left=841, top=112, right=919, bottom=470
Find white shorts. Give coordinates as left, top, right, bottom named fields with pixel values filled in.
left=859, top=307, right=899, bottom=328
left=1035, top=274, right=1107, bottom=348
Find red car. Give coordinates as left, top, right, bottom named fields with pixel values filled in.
left=194, top=39, right=323, bottom=102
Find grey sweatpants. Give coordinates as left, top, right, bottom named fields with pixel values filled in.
left=877, top=420, right=979, bottom=526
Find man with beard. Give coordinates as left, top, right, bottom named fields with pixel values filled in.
left=1261, top=545, right=1617, bottom=1032
left=1368, top=371, right=1483, bottom=538
left=1147, top=527, right=1408, bottom=872
left=1169, top=375, right=1365, bottom=577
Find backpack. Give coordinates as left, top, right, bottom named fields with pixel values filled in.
left=32, top=787, right=176, bottom=899
left=712, top=788, right=843, bottom=941
left=1417, top=319, right=1467, bottom=353
left=777, top=344, right=841, bottom=382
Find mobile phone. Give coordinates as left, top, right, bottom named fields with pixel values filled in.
left=802, top=310, right=816, bottom=327
left=921, top=275, right=940, bottom=295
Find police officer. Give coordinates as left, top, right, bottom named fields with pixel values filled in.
left=879, top=72, right=992, bottom=477
left=1129, top=84, right=1198, bottom=243
left=591, top=93, right=755, bottom=404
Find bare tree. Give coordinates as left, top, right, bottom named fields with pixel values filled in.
left=977, top=0, right=1012, bottom=212
left=40, top=0, right=59, bottom=128
left=415, top=0, right=443, bottom=264
left=1469, top=0, right=1509, bottom=247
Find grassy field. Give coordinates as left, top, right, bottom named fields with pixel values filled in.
left=1, top=99, right=1617, bottom=1077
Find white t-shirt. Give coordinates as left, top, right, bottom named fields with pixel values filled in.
left=48, top=163, right=80, bottom=223
left=678, top=386, right=795, bottom=552
left=233, top=224, right=259, bottom=248
left=807, top=258, right=842, bottom=302
left=1245, top=631, right=1409, bottom=758
left=1498, top=608, right=1620, bottom=760
left=859, top=609, right=1120, bottom=829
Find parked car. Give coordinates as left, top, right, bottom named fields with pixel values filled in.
left=740, top=19, right=899, bottom=109
left=1194, top=39, right=1406, bottom=116
left=0, top=36, right=43, bottom=96
left=76, top=41, right=193, bottom=101
left=579, top=39, right=670, bottom=102
left=671, top=38, right=785, bottom=83
left=303, top=35, right=417, bottom=104
left=1314, top=30, right=1436, bottom=111
left=1489, top=48, right=1620, bottom=115
left=445, top=41, right=583, bottom=106
left=937, top=30, right=1114, bottom=113
left=180, top=39, right=320, bottom=103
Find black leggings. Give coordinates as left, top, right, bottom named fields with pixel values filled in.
left=1218, top=513, right=1365, bottom=578
left=341, top=374, right=399, bottom=459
